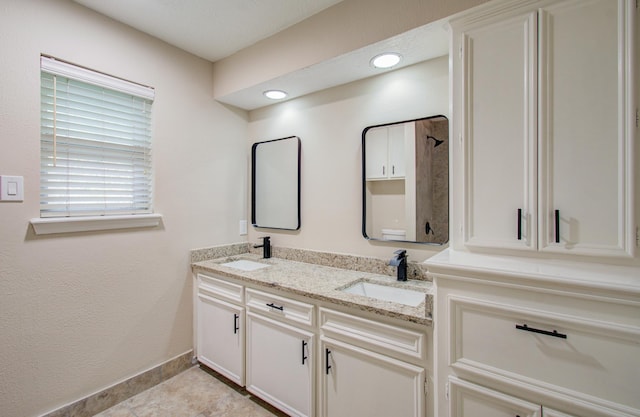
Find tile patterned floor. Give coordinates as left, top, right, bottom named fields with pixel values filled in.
left=94, top=366, right=287, bottom=417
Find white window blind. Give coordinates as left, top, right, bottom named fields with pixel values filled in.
left=40, top=56, right=154, bottom=218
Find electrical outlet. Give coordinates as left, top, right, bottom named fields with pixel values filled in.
left=239, top=220, right=248, bottom=235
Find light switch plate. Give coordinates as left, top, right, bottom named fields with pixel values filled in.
left=0, top=175, right=24, bottom=201
left=239, top=220, right=248, bottom=235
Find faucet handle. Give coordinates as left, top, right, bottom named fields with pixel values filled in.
left=393, top=249, right=407, bottom=258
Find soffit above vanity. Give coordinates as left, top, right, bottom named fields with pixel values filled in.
left=214, top=21, right=450, bottom=110
left=74, top=0, right=492, bottom=111
left=211, top=0, right=494, bottom=110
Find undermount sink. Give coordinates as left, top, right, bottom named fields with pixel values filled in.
left=341, top=281, right=425, bottom=307
left=221, top=259, right=270, bottom=272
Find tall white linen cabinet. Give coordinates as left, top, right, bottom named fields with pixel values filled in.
left=429, top=0, right=639, bottom=416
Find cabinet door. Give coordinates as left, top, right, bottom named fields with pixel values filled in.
left=196, top=293, right=244, bottom=386
left=388, top=123, right=406, bottom=178
left=456, top=10, right=538, bottom=251
left=538, top=0, right=633, bottom=257
left=365, top=126, right=388, bottom=179
left=449, top=377, right=541, bottom=417
left=246, top=313, right=314, bottom=417
left=320, top=338, right=425, bottom=417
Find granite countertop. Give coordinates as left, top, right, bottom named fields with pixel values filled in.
left=192, top=253, right=433, bottom=326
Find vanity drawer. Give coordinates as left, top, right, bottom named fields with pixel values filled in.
left=320, top=307, right=426, bottom=362
left=246, top=288, right=314, bottom=327
left=448, top=295, right=640, bottom=410
left=197, top=273, right=243, bottom=304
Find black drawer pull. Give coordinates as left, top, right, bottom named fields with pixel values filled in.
left=302, top=340, right=308, bottom=365
left=554, top=209, right=560, bottom=243
left=517, top=208, right=522, bottom=240
left=266, top=302, right=284, bottom=311
left=233, top=313, right=240, bottom=334
left=516, top=324, right=567, bottom=339
left=325, top=348, right=332, bottom=374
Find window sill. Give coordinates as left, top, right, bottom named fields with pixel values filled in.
left=30, top=214, right=163, bottom=235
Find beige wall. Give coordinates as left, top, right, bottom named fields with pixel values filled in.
left=248, top=56, right=449, bottom=262
left=0, top=1, right=248, bottom=416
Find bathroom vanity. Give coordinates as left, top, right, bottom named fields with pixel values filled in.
left=192, top=252, right=433, bottom=417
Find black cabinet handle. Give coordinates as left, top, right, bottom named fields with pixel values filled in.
left=325, top=348, right=332, bottom=375
left=233, top=313, right=240, bottom=334
left=517, top=208, right=522, bottom=240
left=554, top=209, right=560, bottom=243
left=302, top=340, right=308, bottom=365
left=266, top=302, right=283, bottom=311
left=516, top=324, right=567, bottom=339
left=392, top=165, right=395, bottom=175
left=382, top=166, right=385, bottom=176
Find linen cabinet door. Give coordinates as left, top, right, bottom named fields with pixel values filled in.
left=454, top=10, right=538, bottom=252
left=449, top=377, right=541, bottom=417
left=538, top=0, right=634, bottom=257
left=365, top=126, right=389, bottom=180
left=387, top=123, right=406, bottom=179
left=320, top=338, right=425, bottom=417
left=246, top=312, right=314, bottom=417
left=196, top=293, right=245, bottom=386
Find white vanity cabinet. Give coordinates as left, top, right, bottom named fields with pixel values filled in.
left=194, top=270, right=433, bottom=417
left=450, top=0, right=637, bottom=258
left=246, top=288, right=315, bottom=417
left=430, top=260, right=640, bottom=417
left=195, top=273, right=245, bottom=386
left=365, top=123, right=406, bottom=180
left=319, top=308, right=429, bottom=417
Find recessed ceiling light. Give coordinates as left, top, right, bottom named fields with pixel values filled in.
left=263, top=90, right=287, bottom=100
left=371, top=53, right=402, bottom=69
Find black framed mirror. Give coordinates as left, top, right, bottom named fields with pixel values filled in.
left=251, top=136, right=301, bottom=230
left=362, top=115, right=448, bottom=244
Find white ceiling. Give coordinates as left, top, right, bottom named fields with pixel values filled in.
left=73, top=0, right=344, bottom=62
left=73, top=0, right=450, bottom=110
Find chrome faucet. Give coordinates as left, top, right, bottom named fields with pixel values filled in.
left=389, top=249, right=408, bottom=281
left=254, top=236, right=271, bottom=259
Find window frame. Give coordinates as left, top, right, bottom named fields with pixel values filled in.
left=31, top=56, right=161, bottom=235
